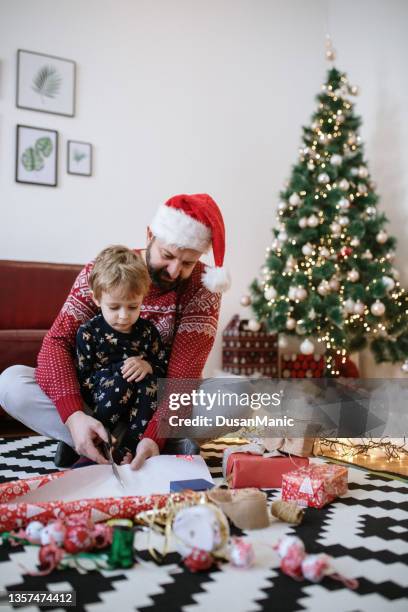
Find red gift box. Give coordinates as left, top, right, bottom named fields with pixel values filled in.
left=281, top=463, right=348, bottom=508
left=226, top=453, right=309, bottom=489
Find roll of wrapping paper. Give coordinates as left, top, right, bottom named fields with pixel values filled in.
left=271, top=500, right=305, bottom=525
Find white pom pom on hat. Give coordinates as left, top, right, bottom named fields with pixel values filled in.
left=150, top=193, right=231, bottom=293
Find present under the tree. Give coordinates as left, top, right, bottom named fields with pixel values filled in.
left=222, top=314, right=278, bottom=376
left=281, top=463, right=348, bottom=508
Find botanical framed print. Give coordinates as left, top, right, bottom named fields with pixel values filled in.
left=67, top=141, right=92, bottom=176
left=16, top=125, right=58, bottom=187
left=16, top=49, right=76, bottom=117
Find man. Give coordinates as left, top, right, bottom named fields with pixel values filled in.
left=0, top=193, right=230, bottom=469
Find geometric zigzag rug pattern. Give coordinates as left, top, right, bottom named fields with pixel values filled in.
left=0, top=436, right=407, bottom=612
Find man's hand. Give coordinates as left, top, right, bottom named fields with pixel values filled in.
left=121, top=356, right=153, bottom=382
left=130, top=438, right=159, bottom=470
left=66, top=411, right=110, bottom=464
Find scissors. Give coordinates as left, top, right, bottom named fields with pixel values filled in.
left=101, top=427, right=125, bottom=489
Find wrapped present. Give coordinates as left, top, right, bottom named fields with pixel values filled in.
left=225, top=451, right=309, bottom=489
left=281, top=463, right=348, bottom=508
left=222, top=315, right=278, bottom=376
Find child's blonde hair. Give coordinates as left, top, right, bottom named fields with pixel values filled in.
left=89, top=245, right=150, bottom=301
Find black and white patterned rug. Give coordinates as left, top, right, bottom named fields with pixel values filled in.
left=0, top=436, right=407, bottom=612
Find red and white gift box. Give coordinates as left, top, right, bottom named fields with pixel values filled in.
left=281, top=463, right=348, bottom=508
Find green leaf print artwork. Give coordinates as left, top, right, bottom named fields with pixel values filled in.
left=21, top=147, right=44, bottom=172
left=35, top=137, right=53, bottom=157
left=31, top=65, right=62, bottom=101
left=73, top=150, right=86, bottom=163
left=21, top=137, right=53, bottom=172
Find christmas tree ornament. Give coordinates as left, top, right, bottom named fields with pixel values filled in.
left=300, top=338, right=315, bottom=355
left=371, top=300, right=385, bottom=317
left=247, top=319, right=261, bottom=332
left=319, top=246, right=330, bottom=258
left=25, top=521, right=45, bottom=545
left=240, top=294, right=252, bottom=307
left=301, top=553, right=358, bottom=589
left=302, top=243, right=313, bottom=256
left=343, top=298, right=355, bottom=314
left=278, top=201, right=287, bottom=212
left=366, top=206, right=376, bottom=216
left=353, top=301, right=365, bottom=315
left=286, top=317, right=296, bottom=330
left=362, top=249, right=373, bottom=259
left=338, top=215, right=349, bottom=226
left=351, top=167, right=359, bottom=176
left=376, top=230, right=388, bottom=244
left=338, top=197, right=350, bottom=210
left=307, top=214, right=319, bottom=228
left=330, top=222, right=341, bottom=236
left=338, top=178, right=350, bottom=191
left=391, top=268, right=400, bottom=280
left=296, top=320, right=307, bottom=335
left=278, top=230, right=288, bottom=242
left=296, top=286, right=308, bottom=301
left=350, top=85, right=359, bottom=96
left=64, top=525, right=95, bottom=554
left=357, top=183, right=367, bottom=194
left=229, top=537, right=255, bottom=568
left=347, top=269, right=359, bottom=282
left=329, top=277, right=339, bottom=291
left=308, top=307, right=316, bottom=320
left=318, top=172, right=330, bottom=184
left=350, top=237, right=360, bottom=247
left=172, top=503, right=229, bottom=558
left=358, top=166, right=368, bottom=178
left=40, top=520, right=66, bottom=547
left=299, top=217, right=308, bottom=228
left=307, top=161, right=315, bottom=170
left=347, top=133, right=357, bottom=145
left=271, top=238, right=282, bottom=251
left=317, top=280, right=330, bottom=296
left=382, top=276, right=395, bottom=292
left=339, top=246, right=353, bottom=258
left=386, top=250, right=396, bottom=261
left=264, top=287, right=277, bottom=301
left=184, top=548, right=214, bottom=572
left=330, top=154, right=342, bottom=166
left=289, top=193, right=301, bottom=206
left=274, top=535, right=306, bottom=579
left=288, top=286, right=298, bottom=300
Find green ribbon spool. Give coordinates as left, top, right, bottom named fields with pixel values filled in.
left=108, top=525, right=135, bottom=569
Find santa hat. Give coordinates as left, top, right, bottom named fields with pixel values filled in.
left=150, top=193, right=231, bottom=293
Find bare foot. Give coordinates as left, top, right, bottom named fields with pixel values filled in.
left=120, top=451, right=133, bottom=465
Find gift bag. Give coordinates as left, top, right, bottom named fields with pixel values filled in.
left=222, top=315, right=278, bottom=376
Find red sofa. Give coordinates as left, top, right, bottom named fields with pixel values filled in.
left=0, top=259, right=82, bottom=415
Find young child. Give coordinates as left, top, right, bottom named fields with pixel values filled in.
left=75, top=245, right=168, bottom=463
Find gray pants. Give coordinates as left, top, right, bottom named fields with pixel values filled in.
left=0, top=365, right=254, bottom=445
left=0, top=365, right=75, bottom=446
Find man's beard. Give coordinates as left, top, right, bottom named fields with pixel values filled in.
left=145, top=241, right=187, bottom=292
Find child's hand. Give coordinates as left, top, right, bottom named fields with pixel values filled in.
left=121, top=356, right=153, bottom=382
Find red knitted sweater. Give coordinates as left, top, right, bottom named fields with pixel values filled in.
left=36, top=255, right=221, bottom=448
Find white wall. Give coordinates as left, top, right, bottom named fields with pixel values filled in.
left=1, top=0, right=407, bottom=376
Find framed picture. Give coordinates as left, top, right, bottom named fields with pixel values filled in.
left=16, top=49, right=76, bottom=117
left=67, top=141, right=92, bottom=176
left=16, top=125, right=58, bottom=187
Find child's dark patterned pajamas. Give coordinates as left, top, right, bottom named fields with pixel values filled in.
left=75, top=313, right=168, bottom=455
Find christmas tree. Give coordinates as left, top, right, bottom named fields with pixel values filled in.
left=249, top=66, right=408, bottom=376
